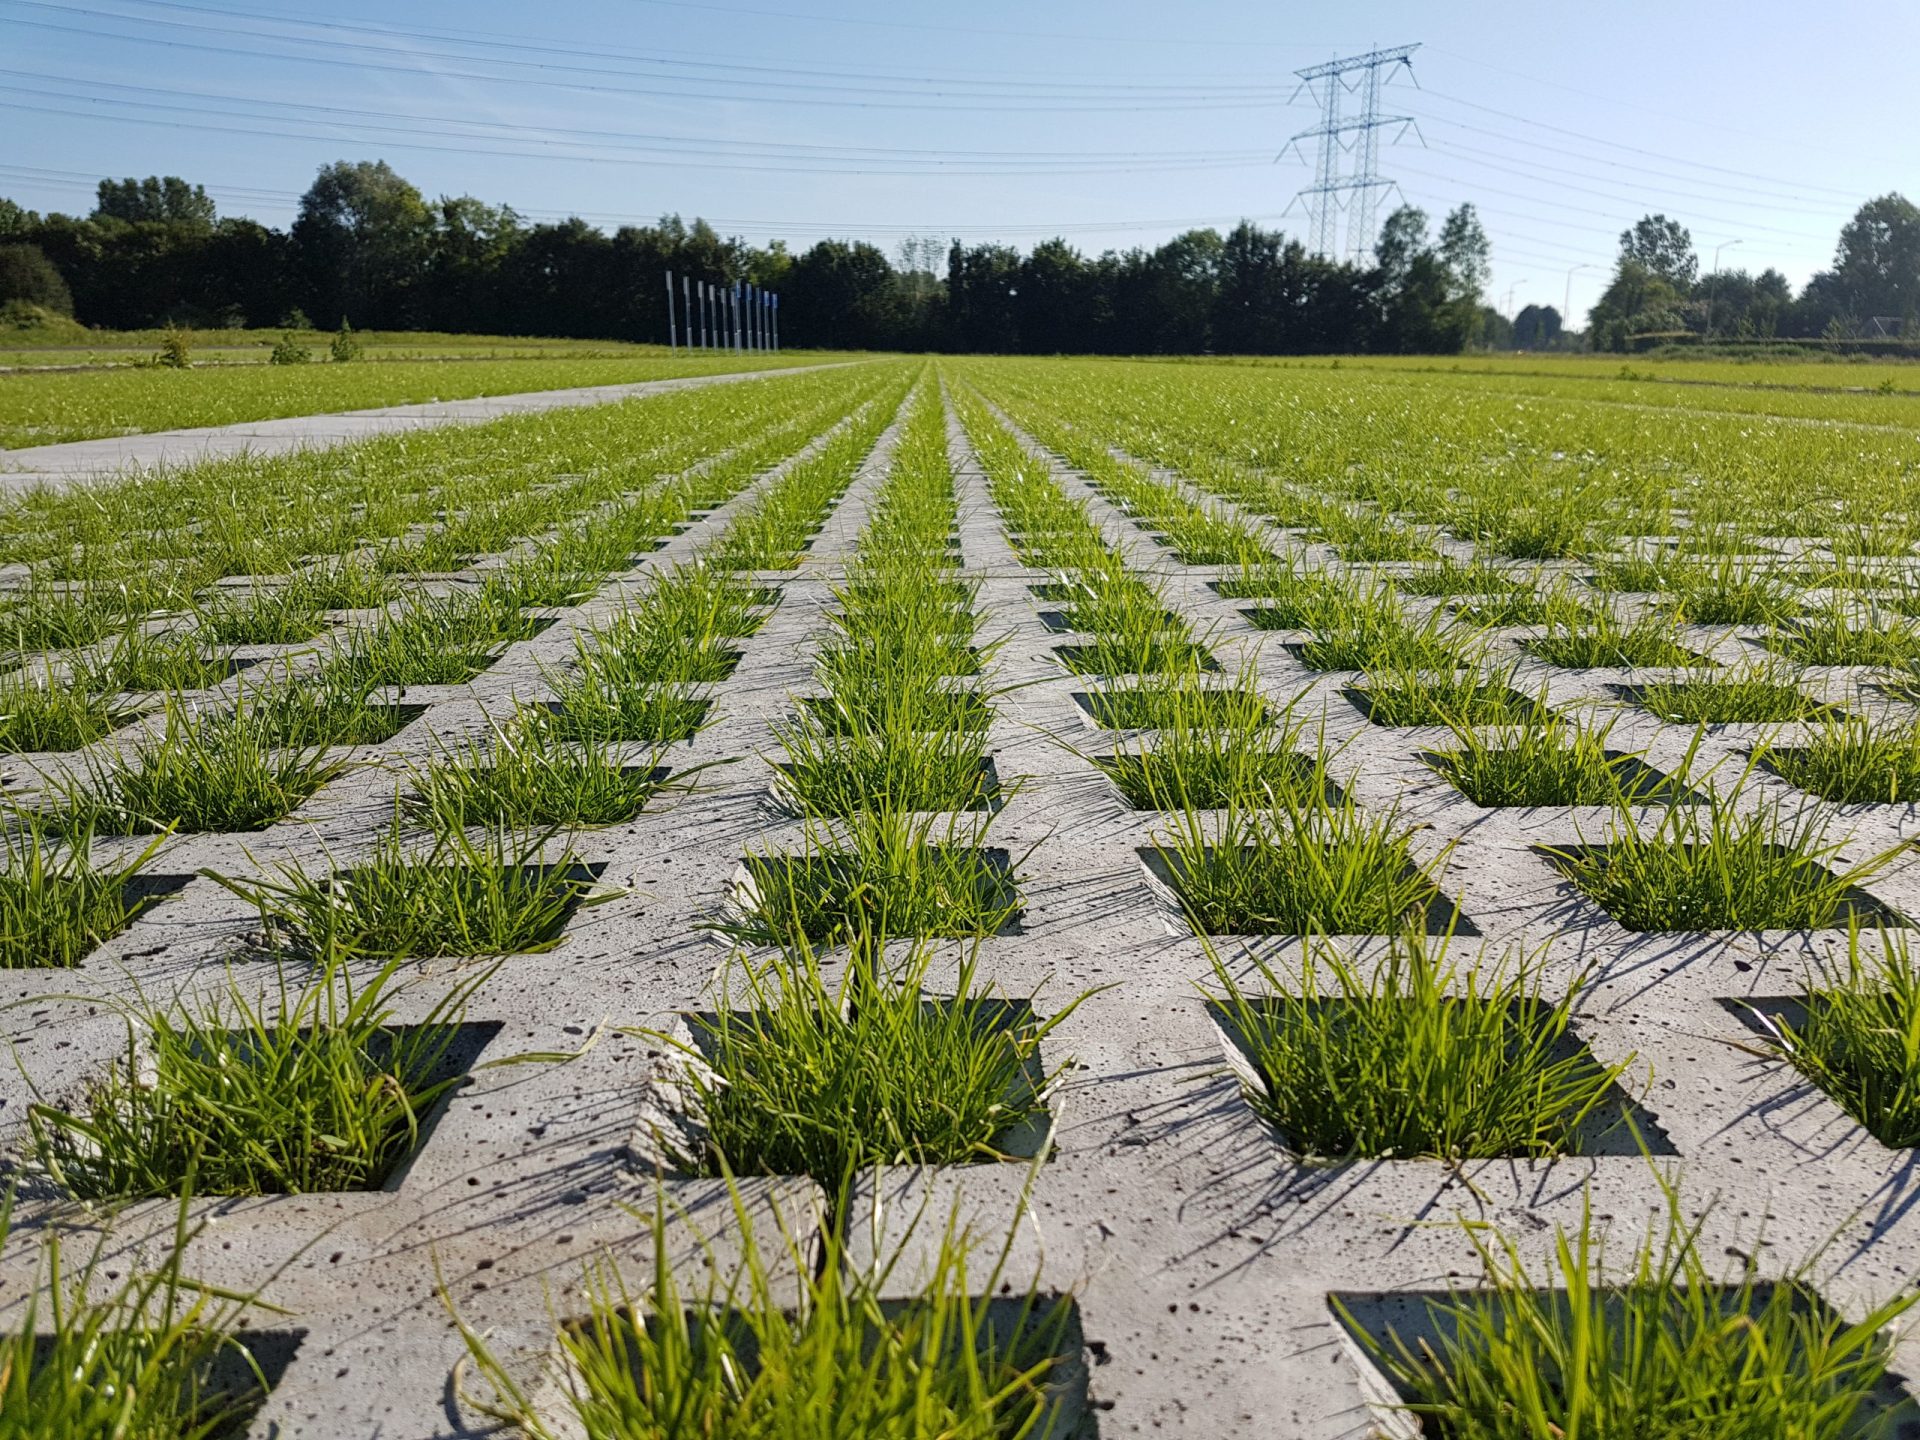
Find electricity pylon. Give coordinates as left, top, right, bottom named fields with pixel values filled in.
left=1282, top=44, right=1421, bottom=264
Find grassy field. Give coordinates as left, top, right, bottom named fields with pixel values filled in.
left=0, top=348, right=833, bottom=449
left=4, top=352, right=1920, bottom=1434
left=0, top=326, right=678, bottom=368
left=1226, top=349, right=1920, bottom=395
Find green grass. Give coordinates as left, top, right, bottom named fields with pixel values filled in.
left=1761, top=714, right=1920, bottom=803
left=1545, top=786, right=1901, bottom=931
left=1153, top=791, right=1451, bottom=936
left=238, top=668, right=422, bottom=748
left=1525, top=608, right=1710, bottom=669
left=523, top=673, right=713, bottom=745
left=0, top=586, right=124, bottom=655
left=1296, top=584, right=1471, bottom=672
left=654, top=938, right=1075, bottom=1179
left=1764, top=603, right=1920, bottom=666
left=1209, top=933, right=1631, bottom=1159
left=1093, top=680, right=1332, bottom=810
left=0, top=817, right=169, bottom=967
left=1393, top=557, right=1531, bottom=597
left=193, top=582, right=330, bottom=645
left=322, top=588, right=547, bottom=690
left=410, top=723, right=709, bottom=831
left=773, top=713, right=996, bottom=816
left=798, top=687, right=993, bottom=737
left=208, top=825, right=617, bottom=959
left=29, top=954, right=491, bottom=1198
left=0, top=1194, right=275, bottom=1440
left=1055, top=634, right=1214, bottom=676
left=1758, top=930, right=1920, bottom=1147
left=1431, top=716, right=1692, bottom=807
left=42, top=694, right=347, bottom=834
left=79, top=628, right=237, bottom=692
left=296, top=558, right=403, bottom=611
left=0, top=350, right=823, bottom=448
left=451, top=1178, right=1084, bottom=1440
left=1340, top=1181, right=1918, bottom=1440
left=1349, top=664, right=1548, bottom=727
left=729, top=814, right=1021, bottom=949
left=1632, top=666, right=1831, bottom=723
left=0, top=666, right=140, bottom=751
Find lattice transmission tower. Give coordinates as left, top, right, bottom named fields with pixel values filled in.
left=1282, top=44, right=1421, bottom=264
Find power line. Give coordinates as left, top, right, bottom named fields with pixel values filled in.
left=36, top=0, right=1302, bottom=92
left=0, top=72, right=1277, bottom=168
left=0, top=4, right=1302, bottom=111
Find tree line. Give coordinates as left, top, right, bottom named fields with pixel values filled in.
left=1, top=159, right=1913, bottom=353
left=0, top=159, right=1494, bottom=353
left=1581, top=202, right=1920, bottom=350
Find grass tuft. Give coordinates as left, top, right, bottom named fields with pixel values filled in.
left=656, top=937, right=1075, bottom=1179
left=1341, top=1180, right=1918, bottom=1439
left=30, top=954, right=491, bottom=1198
left=208, top=824, right=618, bottom=959
left=1545, top=784, right=1900, bottom=932
left=1210, top=933, right=1631, bottom=1159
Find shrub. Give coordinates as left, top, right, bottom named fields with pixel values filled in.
left=329, top=318, right=361, bottom=362
left=268, top=332, right=311, bottom=365
left=154, top=324, right=192, bottom=369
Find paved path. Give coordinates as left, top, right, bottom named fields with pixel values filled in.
left=0, top=360, right=857, bottom=488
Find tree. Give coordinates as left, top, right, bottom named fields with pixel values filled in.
left=1619, top=214, right=1697, bottom=289
left=1439, top=203, right=1491, bottom=305
left=94, top=176, right=216, bottom=228
left=784, top=239, right=901, bottom=349
left=0, top=243, right=73, bottom=314
left=1831, top=193, right=1920, bottom=327
left=1587, top=259, right=1688, bottom=350
left=1374, top=206, right=1430, bottom=289
left=1512, top=304, right=1561, bottom=349
left=1016, top=238, right=1090, bottom=353
left=0, top=199, right=38, bottom=238
left=291, top=160, right=433, bottom=328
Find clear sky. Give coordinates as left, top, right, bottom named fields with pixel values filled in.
left=4, top=0, right=1915, bottom=323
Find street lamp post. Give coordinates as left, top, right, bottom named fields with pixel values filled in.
left=1706, top=238, right=1742, bottom=342
left=1563, top=263, right=1592, bottom=341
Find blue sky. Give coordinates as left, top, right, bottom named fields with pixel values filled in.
left=4, top=0, right=1914, bottom=322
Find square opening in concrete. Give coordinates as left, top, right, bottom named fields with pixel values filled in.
left=534, top=696, right=711, bottom=744
left=795, top=691, right=992, bottom=736
left=13, top=1328, right=307, bottom=1438
left=1038, top=608, right=1183, bottom=636
left=1424, top=747, right=1701, bottom=807
left=536, top=1296, right=1096, bottom=1438
left=1722, top=995, right=1920, bottom=1150
left=1539, top=844, right=1904, bottom=933
left=1614, top=680, right=1841, bottom=725
left=1097, top=750, right=1340, bottom=811
left=1210, top=996, right=1670, bottom=1160
left=1211, top=575, right=1316, bottom=600
left=1329, top=1282, right=1918, bottom=1440
left=302, top=861, right=610, bottom=958
left=1344, top=683, right=1551, bottom=728
left=1054, top=642, right=1218, bottom=678
left=1140, top=847, right=1473, bottom=938
left=773, top=756, right=1003, bottom=817
left=734, top=849, right=1022, bottom=943
left=1521, top=634, right=1713, bottom=670
left=14, top=871, right=195, bottom=970
left=221, top=1020, right=502, bottom=1194
left=1072, top=688, right=1269, bottom=731
left=639, top=996, right=1054, bottom=1178
left=1240, top=602, right=1316, bottom=631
